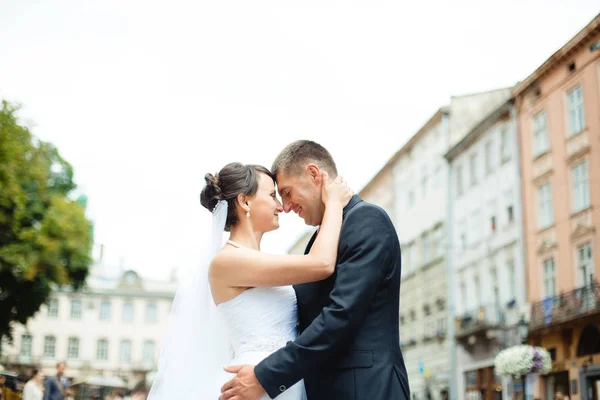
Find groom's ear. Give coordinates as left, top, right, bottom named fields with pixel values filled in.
left=306, top=164, right=321, bottom=183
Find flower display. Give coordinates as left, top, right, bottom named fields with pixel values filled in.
left=494, top=345, right=552, bottom=378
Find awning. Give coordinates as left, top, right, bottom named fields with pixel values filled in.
left=72, top=375, right=127, bottom=388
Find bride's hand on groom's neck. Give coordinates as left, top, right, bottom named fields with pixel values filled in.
left=321, top=171, right=353, bottom=208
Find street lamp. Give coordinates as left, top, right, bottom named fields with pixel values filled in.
left=516, top=318, right=528, bottom=344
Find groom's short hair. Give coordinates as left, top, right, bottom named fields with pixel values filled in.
left=272, top=140, right=338, bottom=178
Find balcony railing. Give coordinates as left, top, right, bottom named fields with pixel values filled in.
left=399, top=338, right=417, bottom=348
left=0, top=354, right=42, bottom=365
left=455, top=304, right=505, bottom=339
left=530, top=282, right=600, bottom=331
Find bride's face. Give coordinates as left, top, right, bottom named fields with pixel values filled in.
left=248, top=172, right=284, bottom=232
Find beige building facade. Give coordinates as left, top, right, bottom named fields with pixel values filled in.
left=513, top=14, right=600, bottom=400
left=0, top=267, right=176, bottom=389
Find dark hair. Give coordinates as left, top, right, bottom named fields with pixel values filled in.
left=31, top=369, right=40, bottom=378
left=200, top=162, right=274, bottom=231
left=271, top=140, right=338, bottom=178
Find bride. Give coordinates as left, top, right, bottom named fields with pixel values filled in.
left=147, top=162, right=352, bottom=399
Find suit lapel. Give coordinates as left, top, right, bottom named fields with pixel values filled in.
left=304, top=229, right=319, bottom=254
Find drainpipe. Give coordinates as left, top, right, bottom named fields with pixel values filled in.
left=510, top=100, right=529, bottom=400
left=443, top=110, right=458, bottom=400
left=510, top=100, right=528, bottom=325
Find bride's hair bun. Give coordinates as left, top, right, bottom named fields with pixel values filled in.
left=200, top=173, right=222, bottom=212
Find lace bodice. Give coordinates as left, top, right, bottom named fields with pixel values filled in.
left=217, top=286, right=298, bottom=357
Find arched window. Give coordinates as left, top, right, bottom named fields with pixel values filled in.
left=576, top=325, right=600, bottom=357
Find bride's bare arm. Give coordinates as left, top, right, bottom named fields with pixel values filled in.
left=210, top=173, right=351, bottom=288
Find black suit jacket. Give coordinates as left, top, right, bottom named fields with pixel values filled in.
left=255, top=195, right=410, bottom=400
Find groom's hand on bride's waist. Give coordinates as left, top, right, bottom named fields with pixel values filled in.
left=219, top=365, right=266, bottom=400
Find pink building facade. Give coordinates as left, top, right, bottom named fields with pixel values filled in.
left=513, top=15, right=600, bottom=400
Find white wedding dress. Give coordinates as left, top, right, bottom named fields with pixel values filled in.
left=216, top=285, right=306, bottom=400
left=147, top=204, right=306, bottom=400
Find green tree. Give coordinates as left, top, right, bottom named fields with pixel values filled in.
left=0, top=100, right=93, bottom=340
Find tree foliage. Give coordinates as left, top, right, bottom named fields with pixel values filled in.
left=0, top=100, right=93, bottom=340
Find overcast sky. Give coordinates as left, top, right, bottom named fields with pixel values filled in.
left=1, top=1, right=598, bottom=280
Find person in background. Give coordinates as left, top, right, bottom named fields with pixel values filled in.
left=555, top=388, right=570, bottom=400
left=22, top=369, right=45, bottom=400
left=43, top=362, right=71, bottom=400
left=0, top=374, right=6, bottom=400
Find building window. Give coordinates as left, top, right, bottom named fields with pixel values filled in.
left=146, top=303, right=157, bottom=323
left=120, top=339, right=131, bottom=363
left=47, top=298, right=59, bottom=317
left=20, top=335, right=32, bottom=357
left=491, top=268, right=499, bottom=306
left=466, top=370, right=477, bottom=387
left=122, top=302, right=134, bottom=322
left=70, top=299, right=82, bottom=319
left=124, top=271, right=137, bottom=285
left=434, top=226, right=445, bottom=259
left=533, top=111, right=549, bottom=156
left=537, top=183, right=554, bottom=229
left=402, top=243, right=411, bottom=276
left=485, top=140, right=494, bottom=175
left=424, top=318, right=435, bottom=337
left=437, top=316, right=446, bottom=334
left=456, top=165, right=464, bottom=196
left=460, top=280, right=467, bottom=313
left=409, top=309, right=416, bottom=321
left=408, top=242, right=416, bottom=273
left=458, top=220, right=467, bottom=252
left=143, top=340, right=155, bottom=363
left=578, top=243, right=593, bottom=287
left=67, top=337, right=80, bottom=360
left=421, top=167, right=428, bottom=198
left=423, top=304, right=431, bottom=316
left=571, top=161, right=590, bottom=212
left=470, top=210, right=481, bottom=245
left=567, top=85, right=585, bottom=135
left=507, top=205, right=514, bottom=225
left=422, top=232, right=430, bottom=265
left=438, top=298, right=446, bottom=312
left=507, top=260, right=516, bottom=300
left=434, top=165, right=443, bottom=189
left=44, top=336, right=56, bottom=358
left=97, top=339, right=109, bottom=361
left=469, top=153, right=478, bottom=186
left=543, top=258, right=557, bottom=298
left=501, top=127, right=511, bottom=162
left=100, top=301, right=111, bottom=321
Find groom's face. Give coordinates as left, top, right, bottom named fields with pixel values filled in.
left=276, top=166, right=324, bottom=226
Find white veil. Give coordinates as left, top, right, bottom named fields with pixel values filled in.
left=148, top=200, right=232, bottom=399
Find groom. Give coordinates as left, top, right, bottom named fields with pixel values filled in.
left=219, top=140, right=410, bottom=400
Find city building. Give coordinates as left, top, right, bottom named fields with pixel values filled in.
left=445, top=99, right=528, bottom=400
left=513, top=14, right=600, bottom=400
left=1, top=265, right=176, bottom=389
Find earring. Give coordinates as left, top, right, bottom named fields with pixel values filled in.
left=246, top=210, right=250, bottom=218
